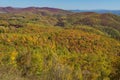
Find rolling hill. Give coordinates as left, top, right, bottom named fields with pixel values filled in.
left=0, top=7, right=71, bottom=15
left=0, top=7, right=120, bottom=80
left=55, top=12, right=120, bottom=40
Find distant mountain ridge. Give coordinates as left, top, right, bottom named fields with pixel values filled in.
left=70, top=10, right=120, bottom=15
left=0, top=7, right=71, bottom=15
left=1, top=7, right=120, bottom=15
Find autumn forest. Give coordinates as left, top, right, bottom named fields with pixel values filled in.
left=0, top=7, right=120, bottom=80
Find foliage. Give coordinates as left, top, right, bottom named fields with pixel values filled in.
left=0, top=11, right=120, bottom=80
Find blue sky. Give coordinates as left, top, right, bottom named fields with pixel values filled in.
left=0, top=0, right=119, bottom=10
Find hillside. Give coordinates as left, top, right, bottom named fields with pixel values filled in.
left=0, top=7, right=120, bottom=80
left=56, top=12, right=120, bottom=40
left=57, top=12, right=120, bottom=30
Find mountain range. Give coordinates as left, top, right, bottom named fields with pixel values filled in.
left=0, top=7, right=71, bottom=15
left=1, top=7, right=120, bottom=15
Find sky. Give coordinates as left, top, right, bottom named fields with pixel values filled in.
left=0, top=0, right=119, bottom=10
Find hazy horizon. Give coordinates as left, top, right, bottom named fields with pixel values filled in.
left=0, top=6, right=120, bottom=11
left=0, top=0, right=119, bottom=10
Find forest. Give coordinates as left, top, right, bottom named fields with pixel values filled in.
left=0, top=7, right=120, bottom=80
